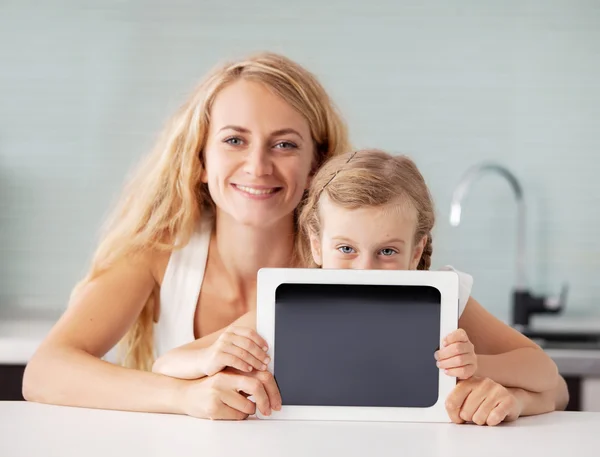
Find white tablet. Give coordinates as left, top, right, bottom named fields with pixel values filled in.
left=256, top=268, right=459, bottom=423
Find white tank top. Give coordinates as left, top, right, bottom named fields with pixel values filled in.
left=154, top=218, right=212, bottom=358
left=154, top=218, right=474, bottom=358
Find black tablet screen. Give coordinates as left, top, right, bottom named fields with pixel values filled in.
left=274, top=283, right=441, bottom=408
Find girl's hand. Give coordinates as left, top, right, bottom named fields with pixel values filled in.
left=435, top=328, right=477, bottom=380
left=200, top=326, right=271, bottom=377
left=445, top=377, right=523, bottom=426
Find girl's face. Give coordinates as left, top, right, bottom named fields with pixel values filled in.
left=309, top=195, right=426, bottom=270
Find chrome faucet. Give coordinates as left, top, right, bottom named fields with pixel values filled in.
left=449, top=162, right=567, bottom=329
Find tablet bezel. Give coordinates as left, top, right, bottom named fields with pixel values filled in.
left=256, top=268, right=459, bottom=422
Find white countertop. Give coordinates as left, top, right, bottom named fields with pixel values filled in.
left=0, top=402, right=598, bottom=457
left=2, top=308, right=600, bottom=376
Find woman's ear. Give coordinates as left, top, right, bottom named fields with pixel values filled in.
left=410, top=235, right=427, bottom=270
left=309, top=232, right=323, bottom=267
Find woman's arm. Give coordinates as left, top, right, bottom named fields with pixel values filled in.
left=23, top=258, right=279, bottom=417
left=22, top=254, right=187, bottom=413
left=459, top=297, right=565, bottom=397
left=151, top=311, right=269, bottom=380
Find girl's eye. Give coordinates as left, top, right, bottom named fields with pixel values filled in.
left=224, top=137, right=243, bottom=146
left=274, top=141, right=297, bottom=150
left=337, top=246, right=356, bottom=254
left=380, top=248, right=398, bottom=256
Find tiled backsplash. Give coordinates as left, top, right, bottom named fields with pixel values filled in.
left=1, top=1, right=598, bottom=322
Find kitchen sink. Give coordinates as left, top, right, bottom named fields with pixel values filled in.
left=521, top=329, right=600, bottom=350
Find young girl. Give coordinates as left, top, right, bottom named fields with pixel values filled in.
left=153, top=148, right=568, bottom=425
left=294, top=148, right=568, bottom=425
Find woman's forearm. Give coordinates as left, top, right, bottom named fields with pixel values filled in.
left=152, top=311, right=257, bottom=379
left=152, top=346, right=209, bottom=379
left=23, top=345, right=186, bottom=414
left=476, top=347, right=559, bottom=392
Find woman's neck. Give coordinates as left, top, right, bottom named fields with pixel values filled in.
left=210, top=210, right=296, bottom=307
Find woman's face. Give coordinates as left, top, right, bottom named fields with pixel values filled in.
left=202, top=79, right=315, bottom=229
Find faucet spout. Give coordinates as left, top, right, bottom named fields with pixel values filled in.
left=449, top=163, right=527, bottom=292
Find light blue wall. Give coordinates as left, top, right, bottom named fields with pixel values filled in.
left=1, top=0, right=598, bottom=322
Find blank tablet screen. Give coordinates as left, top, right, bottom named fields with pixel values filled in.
left=274, top=283, right=441, bottom=408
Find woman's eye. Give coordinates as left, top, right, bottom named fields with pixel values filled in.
left=274, top=141, right=297, bottom=150
left=224, top=137, right=243, bottom=146
left=380, top=248, right=398, bottom=256
left=337, top=246, right=355, bottom=254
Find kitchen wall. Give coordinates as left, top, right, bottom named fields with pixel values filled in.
left=1, top=0, right=599, bottom=323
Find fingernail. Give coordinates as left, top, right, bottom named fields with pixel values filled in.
left=264, top=356, right=271, bottom=364
left=248, top=366, right=253, bottom=371
left=436, top=362, right=441, bottom=368
left=434, top=352, right=439, bottom=360
left=263, top=346, right=268, bottom=352
left=261, top=364, right=267, bottom=370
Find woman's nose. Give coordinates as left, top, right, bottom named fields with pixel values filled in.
left=243, top=145, right=273, bottom=177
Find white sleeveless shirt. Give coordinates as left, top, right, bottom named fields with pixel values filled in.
left=154, top=219, right=474, bottom=358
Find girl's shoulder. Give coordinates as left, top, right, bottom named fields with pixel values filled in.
left=435, top=265, right=473, bottom=316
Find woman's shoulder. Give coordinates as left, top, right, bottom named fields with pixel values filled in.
left=152, top=216, right=213, bottom=286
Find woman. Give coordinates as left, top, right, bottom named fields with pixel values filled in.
left=23, top=52, right=351, bottom=420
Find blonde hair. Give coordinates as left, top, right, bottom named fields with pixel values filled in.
left=73, top=52, right=351, bottom=371
left=298, top=149, right=435, bottom=269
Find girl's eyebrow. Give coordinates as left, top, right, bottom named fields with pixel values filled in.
left=378, top=238, right=406, bottom=245
left=331, top=236, right=356, bottom=244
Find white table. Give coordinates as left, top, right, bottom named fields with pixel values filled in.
left=1, top=402, right=599, bottom=457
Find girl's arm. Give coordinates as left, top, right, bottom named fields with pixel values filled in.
left=459, top=297, right=567, bottom=406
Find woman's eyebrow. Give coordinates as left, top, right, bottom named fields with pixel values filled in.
left=218, top=125, right=250, bottom=134
left=270, top=128, right=304, bottom=140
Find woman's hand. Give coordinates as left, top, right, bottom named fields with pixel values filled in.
left=200, top=325, right=271, bottom=377
left=445, top=377, right=523, bottom=426
left=435, top=328, right=477, bottom=380
left=177, top=367, right=282, bottom=420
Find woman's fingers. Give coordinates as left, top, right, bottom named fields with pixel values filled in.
left=229, top=327, right=269, bottom=353
left=226, top=368, right=282, bottom=413
left=228, top=372, right=272, bottom=416
left=225, top=333, right=270, bottom=369
left=220, top=389, right=257, bottom=418
left=253, top=370, right=282, bottom=411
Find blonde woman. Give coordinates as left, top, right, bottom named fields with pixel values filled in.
left=23, top=52, right=351, bottom=420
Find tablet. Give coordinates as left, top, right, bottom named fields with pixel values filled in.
left=256, top=268, right=459, bottom=422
